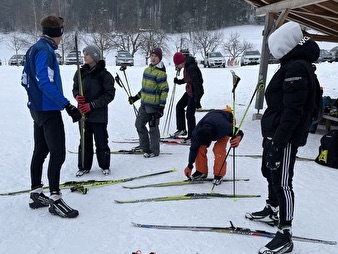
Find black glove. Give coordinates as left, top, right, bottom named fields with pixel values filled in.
left=265, top=142, right=285, bottom=170
left=174, top=77, right=184, bottom=84
left=128, top=95, right=140, bottom=105
left=195, top=99, right=202, bottom=109
left=65, top=103, right=82, bottom=123
left=156, top=106, right=164, bottom=119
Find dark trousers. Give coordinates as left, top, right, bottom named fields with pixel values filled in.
left=30, top=110, right=65, bottom=193
left=176, top=92, right=196, bottom=138
left=78, top=121, right=110, bottom=171
left=261, top=139, right=298, bottom=227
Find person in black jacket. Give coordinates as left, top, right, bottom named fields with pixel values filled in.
left=245, top=22, right=320, bottom=254
left=72, top=45, right=115, bottom=177
left=184, top=109, right=243, bottom=185
left=172, top=52, right=204, bottom=142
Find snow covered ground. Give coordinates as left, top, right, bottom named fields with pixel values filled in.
left=0, top=26, right=338, bottom=254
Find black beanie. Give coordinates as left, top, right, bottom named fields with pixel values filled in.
left=41, top=15, right=64, bottom=38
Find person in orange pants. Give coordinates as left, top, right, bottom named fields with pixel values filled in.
left=184, top=109, right=244, bottom=185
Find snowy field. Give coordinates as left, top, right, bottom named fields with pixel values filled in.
left=0, top=25, right=338, bottom=254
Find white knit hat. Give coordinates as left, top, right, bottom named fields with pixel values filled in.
left=268, top=21, right=303, bottom=59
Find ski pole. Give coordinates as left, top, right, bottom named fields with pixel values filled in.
left=211, top=70, right=240, bottom=193
left=115, top=73, right=138, bottom=116
left=162, top=67, right=180, bottom=135
left=211, top=77, right=264, bottom=192
left=120, top=65, right=133, bottom=98
left=75, top=31, right=86, bottom=170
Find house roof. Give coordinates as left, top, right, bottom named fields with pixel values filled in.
left=245, top=0, right=338, bottom=42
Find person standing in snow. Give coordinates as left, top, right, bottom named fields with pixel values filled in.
left=128, top=48, right=169, bottom=158
left=72, top=45, right=115, bottom=177
left=246, top=22, right=320, bottom=254
left=172, top=52, right=204, bottom=143
left=21, top=15, right=81, bottom=218
left=184, top=109, right=243, bottom=185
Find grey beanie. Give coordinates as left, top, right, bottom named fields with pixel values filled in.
left=83, top=44, right=102, bottom=63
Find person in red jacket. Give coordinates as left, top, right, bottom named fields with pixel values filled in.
left=183, top=109, right=243, bottom=185
left=172, top=52, right=204, bottom=143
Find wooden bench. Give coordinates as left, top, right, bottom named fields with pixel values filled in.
left=322, top=114, right=338, bottom=131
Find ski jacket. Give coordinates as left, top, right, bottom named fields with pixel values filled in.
left=261, top=38, right=320, bottom=147
left=176, top=56, right=204, bottom=100
left=21, top=36, right=69, bottom=111
left=139, top=62, right=169, bottom=110
left=72, top=60, right=115, bottom=123
left=188, top=110, right=243, bottom=167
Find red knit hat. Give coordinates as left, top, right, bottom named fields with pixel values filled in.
left=173, top=52, right=186, bottom=65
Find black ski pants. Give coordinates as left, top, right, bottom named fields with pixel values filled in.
left=261, top=138, right=298, bottom=227
left=30, top=110, right=66, bottom=193
left=78, top=121, right=110, bottom=171
left=176, top=92, right=196, bottom=138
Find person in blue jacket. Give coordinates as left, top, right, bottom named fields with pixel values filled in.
left=184, top=109, right=244, bottom=185
left=21, top=15, right=81, bottom=218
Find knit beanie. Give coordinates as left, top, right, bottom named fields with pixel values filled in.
left=268, top=21, right=303, bottom=59
left=151, top=48, right=162, bottom=61
left=173, top=52, right=186, bottom=65
left=41, top=15, right=64, bottom=38
left=83, top=45, right=102, bottom=63
left=197, top=126, right=213, bottom=146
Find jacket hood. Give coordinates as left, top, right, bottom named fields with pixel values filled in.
left=185, top=56, right=197, bottom=67
left=280, top=38, right=320, bottom=64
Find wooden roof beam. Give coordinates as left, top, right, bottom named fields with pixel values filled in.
left=256, top=0, right=329, bottom=16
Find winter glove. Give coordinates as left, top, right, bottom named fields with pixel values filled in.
left=79, top=103, right=91, bottom=114
left=65, top=103, right=82, bottom=123
left=75, top=95, right=86, bottom=104
left=265, top=142, right=285, bottom=170
left=184, top=166, right=192, bottom=178
left=156, top=106, right=164, bottom=119
left=195, top=99, right=202, bottom=109
left=128, top=95, right=140, bottom=104
left=174, top=77, right=185, bottom=84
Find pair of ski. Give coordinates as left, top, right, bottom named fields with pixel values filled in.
left=0, top=169, right=176, bottom=196
left=67, top=150, right=172, bottom=155
left=132, top=221, right=336, bottom=246
left=112, top=136, right=190, bottom=146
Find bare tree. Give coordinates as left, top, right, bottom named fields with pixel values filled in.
left=89, top=32, right=115, bottom=58
left=222, top=31, right=253, bottom=62
left=111, top=30, right=143, bottom=56
left=191, top=30, right=224, bottom=59
left=139, top=29, right=168, bottom=65
left=6, top=33, right=28, bottom=64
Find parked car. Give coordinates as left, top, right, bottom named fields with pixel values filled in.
left=203, top=51, right=226, bottom=68
left=55, top=52, right=63, bottom=65
left=268, top=53, right=279, bottom=64
left=8, top=54, right=25, bottom=66
left=241, top=50, right=260, bottom=66
left=115, top=50, right=134, bottom=66
left=65, top=51, right=83, bottom=65
left=317, top=49, right=334, bottom=63
left=329, top=46, right=338, bottom=62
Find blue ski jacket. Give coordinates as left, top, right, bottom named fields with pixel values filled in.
left=21, top=37, right=69, bottom=111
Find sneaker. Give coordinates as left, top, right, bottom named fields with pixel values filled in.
left=259, top=227, right=293, bottom=254
left=143, top=152, right=157, bottom=158
left=49, top=193, right=79, bottom=218
left=102, top=169, right=110, bottom=176
left=29, top=188, right=49, bottom=209
left=76, top=169, right=90, bottom=177
left=132, top=145, right=143, bottom=152
left=191, top=170, right=207, bottom=180
left=212, top=176, right=223, bottom=185
left=245, top=203, right=279, bottom=226
left=172, top=130, right=187, bottom=137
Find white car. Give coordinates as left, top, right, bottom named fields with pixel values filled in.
left=241, top=50, right=261, bottom=66
left=65, top=51, right=83, bottom=65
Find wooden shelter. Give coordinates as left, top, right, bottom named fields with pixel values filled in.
left=244, top=0, right=338, bottom=118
